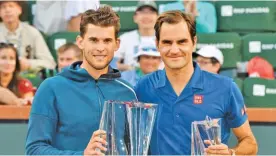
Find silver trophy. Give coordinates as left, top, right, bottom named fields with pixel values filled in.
left=191, top=116, right=222, bottom=156
left=99, top=100, right=158, bottom=155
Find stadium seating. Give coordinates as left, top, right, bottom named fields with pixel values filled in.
left=242, top=33, right=276, bottom=68
left=243, top=78, right=276, bottom=108
left=6, top=0, right=276, bottom=105
left=100, top=1, right=138, bottom=31
left=19, top=1, right=36, bottom=25
left=196, top=32, right=242, bottom=69
left=234, top=77, right=243, bottom=91
left=21, top=72, right=42, bottom=88
left=47, top=32, right=79, bottom=61
left=26, top=1, right=36, bottom=25
left=101, top=1, right=175, bottom=32
left=215, top=1, right=276, bottom=32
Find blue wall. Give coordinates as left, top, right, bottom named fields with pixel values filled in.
left=0, top=121, right=275, bottom=154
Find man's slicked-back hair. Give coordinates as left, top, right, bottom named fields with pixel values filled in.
left=80, top=5, right=120, bottom=38
left=154, top=10, right=196, bottom=44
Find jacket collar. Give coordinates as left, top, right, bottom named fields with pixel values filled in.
left=155, top=61, right=203, bottom=90
left=59, top=61, right=121, bottom=82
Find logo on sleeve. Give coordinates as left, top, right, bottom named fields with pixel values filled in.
left=241, top=105, right=247, bottom=115
left=194, top=95, right=203, bottom=104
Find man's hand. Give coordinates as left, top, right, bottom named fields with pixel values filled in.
left=84, top=130, right=107, bottom=156
left=19, top=57, right=31, bottom=71
left=204, top=140, right=232, bottom=155
left=184, top=1, right=199, bottom=17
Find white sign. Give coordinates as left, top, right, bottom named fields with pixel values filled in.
left=197, top=43, right=234, bottom=49
left=221, top=5, right=233, bottom=17
left=249, top=41, right=261, bottom=53
left=31, top=4, right=37, bottom=15
left=54, top=39, right=67, bottom=50
left=266, top=88, right=276, bottom=94
left=253, top=84, right=266, bottom=96
left=221, top=5, right=269, bottom=16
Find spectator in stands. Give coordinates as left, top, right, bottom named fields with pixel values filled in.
left=194, top=45, right=223, bottom=74
left=57, top=43, right=82, bottom=72
left=34, top=0, right=100, bottom=35
left=159, top=0, right=217, bottom=33
left=38, top=43, right=82, bottom=81
left=0, top=1, right=56, bottom=71
left=0, top=42, right=33, bottom=105
left=121, top=43, right=161, bottom=86
left=115, top=1, right=158, bottom=71
left=247, top=56, right=275, bottom=80
left=33, top=1, right=67, bottom=35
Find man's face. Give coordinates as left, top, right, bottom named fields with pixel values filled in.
left=0, top=2, right=21, bottom=24
left=77, top=24, right=120, bottom=70
left=139, top=55, right=161, bottom=74
left=134, top=7, right=158, bottom=30
left=156, top=21, right=196, bottom=70
left=58, top=49, right=80, bottom=71
left=195, top=56, right=220, bottom=74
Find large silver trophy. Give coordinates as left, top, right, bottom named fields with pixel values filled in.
left=99, top=100, right=158, bottom=155
left=191, top=116, right=222, bottom=155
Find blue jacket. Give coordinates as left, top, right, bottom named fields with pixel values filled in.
left=26, top=61, right=137, bottom=155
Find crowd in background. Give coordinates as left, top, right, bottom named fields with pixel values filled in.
left=0, top=0, right=275, bottom=106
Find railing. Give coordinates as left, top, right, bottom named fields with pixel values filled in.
left=247, top=108, right=276, bottom=122
left=0, top=105, right=31, bottom=120
left=0, top=105, right=275, bottom=122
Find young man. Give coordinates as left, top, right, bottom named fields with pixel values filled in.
left=194, top=45, right=224, bottom=74
left=0, top=1, right=56, bottom=71
left=115, top=1, right=158, bottom=71
left=57, top=42, right=82, bottom=72
left=37, top=43, right=82, bottom=80
left=26, top=6, right=137, bottom=155
left=121, top=43, right=161, bottom=86
left=135, top=11, right=258, bottom=155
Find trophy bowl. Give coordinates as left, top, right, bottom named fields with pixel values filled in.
left=99, top=100, right=158, bottom=155
left=191, top=116, right=222, bottom=156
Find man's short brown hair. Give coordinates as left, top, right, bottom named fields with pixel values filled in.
left=80, top=5, right=120, bottom=38
left=154, top=10, right=196, bottom=44
left=57, top=43, right=82, bottom=60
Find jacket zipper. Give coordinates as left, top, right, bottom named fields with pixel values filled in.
left=95, top=80, right=103, bottom=122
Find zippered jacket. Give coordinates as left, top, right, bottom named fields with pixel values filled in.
left=26, top=61, right=137, bottom=155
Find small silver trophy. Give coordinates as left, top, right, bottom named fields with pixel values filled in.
left=99, top=100, right=158, bottom=155
left=191, top=116, right=222, bottom=155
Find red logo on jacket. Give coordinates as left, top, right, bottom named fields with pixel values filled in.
left=194, top=95, right=203, bottom=104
